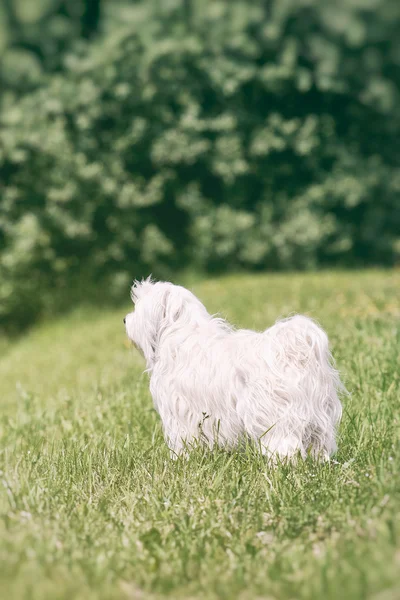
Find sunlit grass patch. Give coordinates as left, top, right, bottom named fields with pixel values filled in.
left=1, top=270, right=399, bottom=599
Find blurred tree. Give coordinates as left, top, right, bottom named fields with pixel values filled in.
left=182, top=0, right=193, bottom=27
left=81, top=0, right=102, bottom=39
left=0, top=0, right=102, bottom=103
left=0, top=0, right=399, bottom=330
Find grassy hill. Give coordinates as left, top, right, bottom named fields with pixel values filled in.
left=1, top=271, right=399, bottom=600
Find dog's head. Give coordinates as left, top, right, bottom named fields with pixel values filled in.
left=124, top=278, right=208, bottom=368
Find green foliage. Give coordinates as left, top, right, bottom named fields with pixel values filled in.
left=1, top=271, right=400, bottom=599
left=1, top=0, right=400, bottom=328
left=0, top=0, right=102, bottom=106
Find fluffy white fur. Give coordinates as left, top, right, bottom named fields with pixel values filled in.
left=124, top=278, right=343, bottom=460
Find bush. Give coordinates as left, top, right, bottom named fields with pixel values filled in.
left=0, top=0, right=102, bottom=104
left=1, top=0, right=400, bottom=329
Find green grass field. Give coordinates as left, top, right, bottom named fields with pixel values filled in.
left=1, top=271, right=399, bottom=600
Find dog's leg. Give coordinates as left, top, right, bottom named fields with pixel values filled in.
left=307, top=427, right=337, bottom=461
left=162, top=419, right=194, bottom=458
left=159, top=408, right=211, bottom=457
left=263, top=432, right=305, bottom=461
left=253, top=424, right=306, bottom=462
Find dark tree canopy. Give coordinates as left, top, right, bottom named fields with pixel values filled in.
left=0, top=0, right=399, bottom=330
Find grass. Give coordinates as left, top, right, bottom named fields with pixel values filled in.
left=0, top=270, right=399, bottom=600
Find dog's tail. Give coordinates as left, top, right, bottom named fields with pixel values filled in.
left=261, top=315, right=344, bottom=458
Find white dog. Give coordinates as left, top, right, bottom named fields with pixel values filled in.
left=124, top=278, right=343, bottom=460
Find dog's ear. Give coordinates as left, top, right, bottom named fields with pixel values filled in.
left=162, top=290, right=185, bottom=325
